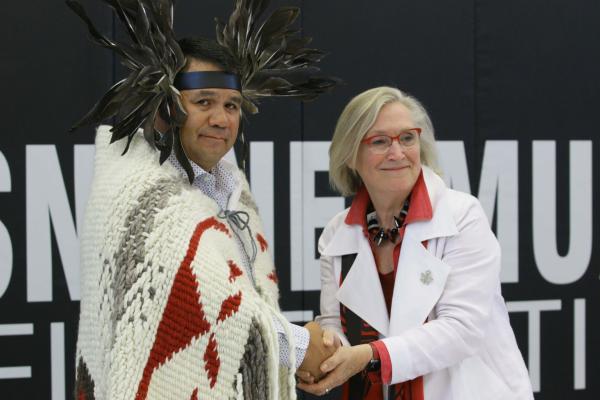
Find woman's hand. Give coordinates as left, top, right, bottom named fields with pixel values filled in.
left=296, top=324, right=342, bottom=384
left=297, top=344, right=372, bottom=396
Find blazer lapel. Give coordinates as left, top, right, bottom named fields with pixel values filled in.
left=386, top=168, right=459, bottom=335
left=388, top=234, right=451, bottom=335
left=408, top=166, right=459, bottom=242
left=322, top=223, right=390, bottom=336
left=320, top=221, right=361, bottom=257
left=335, top=238, right=390, bottom=336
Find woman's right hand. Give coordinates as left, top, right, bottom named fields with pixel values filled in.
left=298, top=343, right=373, bottom=396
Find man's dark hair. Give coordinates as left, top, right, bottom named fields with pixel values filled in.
left=177, top=37, right=238, bottom=74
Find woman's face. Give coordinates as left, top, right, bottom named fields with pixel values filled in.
left=354, top=102, right=422, bottom=196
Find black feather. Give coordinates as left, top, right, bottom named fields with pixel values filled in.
left=67, top=0, right=186, bottom=163
left=216, top=0, right=341, bottom=113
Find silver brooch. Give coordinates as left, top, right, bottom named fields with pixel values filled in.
left=420, top=270, right=433, bottom=285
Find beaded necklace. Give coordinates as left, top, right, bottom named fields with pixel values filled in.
left=366, top=198, right=410, bottom=246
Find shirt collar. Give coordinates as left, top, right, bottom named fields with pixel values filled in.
left=344, top=169, right=433, bottom=229
left=167, top=153, right=239, bottom=194
left=168, top=152, right=211, bottom=181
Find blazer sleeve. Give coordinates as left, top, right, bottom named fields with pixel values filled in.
left=381, top=196, right=502, bottom=384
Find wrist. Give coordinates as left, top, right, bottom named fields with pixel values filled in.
left=368, top=342, right=380, bottom=360
left=364, top=342, right=381, bottom=372
left=356, top=344, right=373, bottom=369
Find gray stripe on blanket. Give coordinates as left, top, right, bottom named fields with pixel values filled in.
left=238, top=319, right=270, bottom=399
left=111, top=178, right=181, bottom=325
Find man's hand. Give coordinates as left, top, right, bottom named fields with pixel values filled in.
left=297, top=344, right=372, bottom=396
left=296, top=322, right=338, bottom=381
left=322, top=329, right=341, bottom=348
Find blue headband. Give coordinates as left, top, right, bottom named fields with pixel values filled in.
left=173, top=71, right=242, bottom=91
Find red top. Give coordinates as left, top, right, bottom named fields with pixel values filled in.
left=344, top=170, right=432, bottom=385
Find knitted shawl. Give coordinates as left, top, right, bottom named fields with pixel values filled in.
left=75, top=126, right=295, bottom=400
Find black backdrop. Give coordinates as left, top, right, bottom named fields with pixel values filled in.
left=1, top=1, right=599, bottom=399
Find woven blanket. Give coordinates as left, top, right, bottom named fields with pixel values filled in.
left=75, top=126, right=295, bottom=400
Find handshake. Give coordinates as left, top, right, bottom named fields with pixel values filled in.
left=296, top=322, right=374, bottom=396
left=297, top=321, right=341, bottom=382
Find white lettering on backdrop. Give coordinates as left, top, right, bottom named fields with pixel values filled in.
left=0, top=151, right=12, bottom=298
left=25, top=145, right=94, bottom=302
left=532, top=141, right=592, bottom=284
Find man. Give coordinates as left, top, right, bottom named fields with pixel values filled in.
left=75, top=36, right=334, bottom=400
left=68, top=1, right=339, bottom=398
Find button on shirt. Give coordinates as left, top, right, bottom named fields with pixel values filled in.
left=168, top=153, right=309, bottom=368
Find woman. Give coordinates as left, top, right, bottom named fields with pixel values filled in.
left=297, top=87, right=533, bottom=400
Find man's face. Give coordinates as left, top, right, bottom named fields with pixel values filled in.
left=179, top=59, right=242, bottom=171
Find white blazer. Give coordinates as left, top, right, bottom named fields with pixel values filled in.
left=316, top=166, right=533, bottom=400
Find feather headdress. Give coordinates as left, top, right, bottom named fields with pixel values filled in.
left=68, top=0, right=339, bottom=181
left=215, top=0, right=339, bottom=114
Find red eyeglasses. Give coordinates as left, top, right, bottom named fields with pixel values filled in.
left=360, top=128, right=422, bottom=154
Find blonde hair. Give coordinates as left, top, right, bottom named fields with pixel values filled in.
left=329, top=86, right=440, bottom=196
